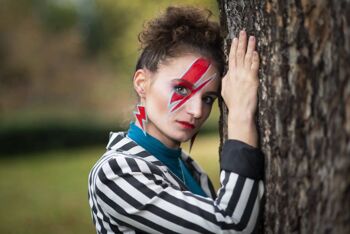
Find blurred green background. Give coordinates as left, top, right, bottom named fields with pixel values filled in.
left=0, top=0, right=221, bottom=233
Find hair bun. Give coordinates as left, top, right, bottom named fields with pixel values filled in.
left=136, top=6, right=224, bottom=76
left=172, top=25, right=190, bottom=41
left=139, top=6, right=218, bottom=50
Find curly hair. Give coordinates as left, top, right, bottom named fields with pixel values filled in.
left=135, top=6, right=224, bottom=76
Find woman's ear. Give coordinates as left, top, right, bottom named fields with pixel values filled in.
left=133, top=69, right=149, bottom=99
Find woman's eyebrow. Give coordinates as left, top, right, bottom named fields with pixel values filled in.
left=171, top=79, right=194, bottom=87
left=204, top=91, right=219, bottom=97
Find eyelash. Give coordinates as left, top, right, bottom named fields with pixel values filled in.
left=203, top=96, right=216, bottom=105
left=174, top=85, right=189, bottom=96
left=173, top=85, right=216, bottom=105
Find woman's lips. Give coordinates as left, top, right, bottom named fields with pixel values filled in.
left=176, top=121, right=195, bottom=129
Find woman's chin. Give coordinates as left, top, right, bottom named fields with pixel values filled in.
left=171, top=132, right=196, bottom=143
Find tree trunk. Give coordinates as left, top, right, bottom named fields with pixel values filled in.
left=217, top=0, right=350, bottom=233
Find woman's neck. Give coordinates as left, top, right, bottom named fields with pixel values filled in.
left=134, top=119, right=181, bottom=149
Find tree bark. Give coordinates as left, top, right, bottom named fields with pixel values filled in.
left=217, top=0, right=350, bottom=233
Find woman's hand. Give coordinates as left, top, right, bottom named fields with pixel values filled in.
left=221, top=30, right=260, bottom=147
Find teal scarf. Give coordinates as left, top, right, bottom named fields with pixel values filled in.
left=127, top=122, right=207, bottom=197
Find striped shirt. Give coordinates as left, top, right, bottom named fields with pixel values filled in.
left=88, top=131, right=264, bottom=234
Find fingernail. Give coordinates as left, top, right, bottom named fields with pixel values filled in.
left=233, top=37, right=238, bottom=42
left=240, top=30, right=245, bottom=35
left=250, top=36, right=255, bottom=41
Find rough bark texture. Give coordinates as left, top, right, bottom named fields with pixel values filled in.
left=217, top=0, right=350, bottom=233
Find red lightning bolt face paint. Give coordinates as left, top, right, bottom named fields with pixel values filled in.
left=168, top=58, right=216, bottom=113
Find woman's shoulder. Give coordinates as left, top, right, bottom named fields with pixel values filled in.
left=89, top=131, right=165, bottom=178
left=88, top=149, right=166, bottom=190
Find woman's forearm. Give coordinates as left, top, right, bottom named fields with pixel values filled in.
left=227, top=113, right=258, bottom=147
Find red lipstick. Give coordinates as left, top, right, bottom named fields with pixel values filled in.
left=176, top=121, right=195, bottom=129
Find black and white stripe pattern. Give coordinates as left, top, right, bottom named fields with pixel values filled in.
left=88, top=132, right=264, bottom=233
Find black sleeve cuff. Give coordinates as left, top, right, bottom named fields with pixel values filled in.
left=220, top=139, right=264, bottom=180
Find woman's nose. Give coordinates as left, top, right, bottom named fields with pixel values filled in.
left=186, top=95, right=202, bottom=119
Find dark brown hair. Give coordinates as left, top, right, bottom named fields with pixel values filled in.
left=135, top=6, right=224, bottom=76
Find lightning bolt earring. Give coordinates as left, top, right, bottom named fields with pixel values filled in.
left=134, top=104, right=148, bottom=135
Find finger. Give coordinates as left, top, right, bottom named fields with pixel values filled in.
left=251, top=51, right=260, bottom=73
left=228, top=37, right=238, bottom=69
left=244, top=36, right=256, bottom=69
left=236, top=30, right=247, bottom=67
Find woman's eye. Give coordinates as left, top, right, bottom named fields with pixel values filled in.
left=203, top=96, right=215, bottom=105
left=174, top=86, right=189, bottom=96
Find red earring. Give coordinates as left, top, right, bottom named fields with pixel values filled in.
left=134, top=104, right=147, bottom=135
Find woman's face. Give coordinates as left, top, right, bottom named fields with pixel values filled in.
left=139, top=54, right=220, bottom=148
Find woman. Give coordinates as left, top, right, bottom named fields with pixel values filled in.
left=88, top=6, right=264, bottom=234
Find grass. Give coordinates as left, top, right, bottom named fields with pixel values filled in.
left=0, top=147, right=103, bottom=234
left=0, top=134, right=220, bottom=234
